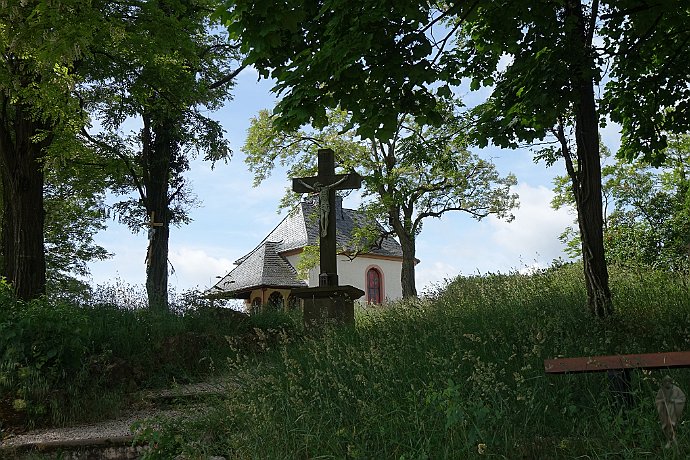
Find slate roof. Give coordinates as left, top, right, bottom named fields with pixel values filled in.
left=235, top=197, right=404, bottom=261
left=206, top=241, right=306, bottom=299
left=206, top=197, right=403, bottom=299
left=300, top=199, right=404, bottom=258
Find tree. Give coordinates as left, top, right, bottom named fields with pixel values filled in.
left=244, top=107, right=518, bottom=297
left=85, top=0, right=242, bottom=310
left=0, top=0, right=109, bottom=300
left=42, top=143, right=114, bottom=303
left=602, top=0, right=690, bottom=164
left=228, top=0, right=688, bottom=316
left=452, top=1, right=615, bottom=317
left=448, top=0, right=690, bottom=313
left=0, top=161, right=111, bottom=305
left=554, top=136, right=690, bottom=273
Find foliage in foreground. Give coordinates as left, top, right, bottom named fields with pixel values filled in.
left=0, top=281, right=300, bottom=430
left=137, top=264, right=690, bottom=459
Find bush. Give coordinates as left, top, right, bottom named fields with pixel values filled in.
left=0, top=294, right=93, bottom=426
left=0, top=281, right=281, bottom=429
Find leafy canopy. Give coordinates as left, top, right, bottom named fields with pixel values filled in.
left=244, top=104, right=518, bottom=238
left=602, top=0, right=690, bottom=164
left=222, top=0, right=456, bottom=139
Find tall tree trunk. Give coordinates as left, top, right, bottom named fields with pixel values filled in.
left=146, top=211, right=169, bottom=311
left=398, top=232, right=417, bottom=298
left=566, top=0, right=613, bottom=317
left=143, top=115, right=172, bottom=311
left=0, top=100, right=49, bottom=301
left=389, top=207, right=417, bottom=298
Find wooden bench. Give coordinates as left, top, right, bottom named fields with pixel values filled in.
left=544, top=351, right=690, bottom=406
left=544, top=351, right=690, bottom=374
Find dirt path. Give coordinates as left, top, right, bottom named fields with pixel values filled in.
left=0, top=379, right=234, bottom=458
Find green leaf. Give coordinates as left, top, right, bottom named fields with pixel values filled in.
left=436, top=85, right=452, bottom=98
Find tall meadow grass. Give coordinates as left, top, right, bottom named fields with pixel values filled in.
left=138, top=264, right=690, bottom=459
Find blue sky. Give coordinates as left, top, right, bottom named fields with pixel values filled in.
left=87, top=67, right=622, bottom=295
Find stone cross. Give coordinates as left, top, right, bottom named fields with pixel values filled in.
left=293, top=148, right=361, bottom=287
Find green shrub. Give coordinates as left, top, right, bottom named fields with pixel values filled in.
left=0, top=281, right=272, bottom=429
left=0, top=296, right=92, bottom=422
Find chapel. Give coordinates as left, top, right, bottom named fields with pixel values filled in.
left=206, top=196, right=406, bottom=313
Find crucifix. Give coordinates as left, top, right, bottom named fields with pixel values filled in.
left=293, top=148, right=362, bottom=287
left=145, top=211, right=164, bottom=268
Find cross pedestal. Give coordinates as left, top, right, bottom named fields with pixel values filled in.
left=291, top=285, right=363, bottom=327
left=292, top=149, right=364, bottom=326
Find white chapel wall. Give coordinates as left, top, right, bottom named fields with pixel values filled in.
left=306, top=255, right=403, bottom=302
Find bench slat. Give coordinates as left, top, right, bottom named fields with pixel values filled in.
left=544, top=351, right=690, bottom=374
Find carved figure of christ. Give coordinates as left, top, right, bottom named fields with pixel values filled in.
left=292, top=149, right=362, bottom=287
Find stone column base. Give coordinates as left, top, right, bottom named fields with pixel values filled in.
left=291, top=285, right=364, bottom=327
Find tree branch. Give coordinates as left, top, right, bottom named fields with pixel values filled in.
left=429, top=0, right=480, bottom=66
left=586, top=0, right=599, bottom=49
left=600, top=3, right=658, bottom=20
left=619, top=12, right=664, bottom=59
left=167, top=181, right=185, bottom=205
left=554, top=119, right=580, bottom=202
left=199, top=42, right=242, bottom=60
left=81, top=128, right=147, bottom=201
left=408, top=176, right=450, bottom=204
left=417, top=205, right=489, bottom=222
left=419, top=2, right=463, bottom=34
left=208, top=64, right=247, bottom=90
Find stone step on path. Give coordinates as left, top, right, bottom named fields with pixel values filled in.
left=0, top=379, right=233, bottom=459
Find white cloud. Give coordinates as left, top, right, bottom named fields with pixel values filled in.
left=416, top=261, right=460, bottom=294
left=88, top=233, right=148, bottom=289
left=412, top=182, right=572, bottom=289
left=487, top=183, right=573, bottom=266
left=89, top=224, right=239, bottom=292
left=168, top=246, right=234, bottom=290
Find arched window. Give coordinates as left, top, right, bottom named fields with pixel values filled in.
left=250, top=297, right=261, bottom=315
left=267, top=291, right=284, bottom=310
left=287, top=294, right=299, bottom=310
left=367, top=267, right=383, bottom=304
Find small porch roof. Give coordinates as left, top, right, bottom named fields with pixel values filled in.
left=205, top=241, right=306, bottom=299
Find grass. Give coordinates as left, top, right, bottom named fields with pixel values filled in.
left=131, top=263, right=690, bottom=459
left=0, top=280, right=301, bottom=431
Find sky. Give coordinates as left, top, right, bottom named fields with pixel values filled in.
left=86, top=67, right=623, bottom=295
